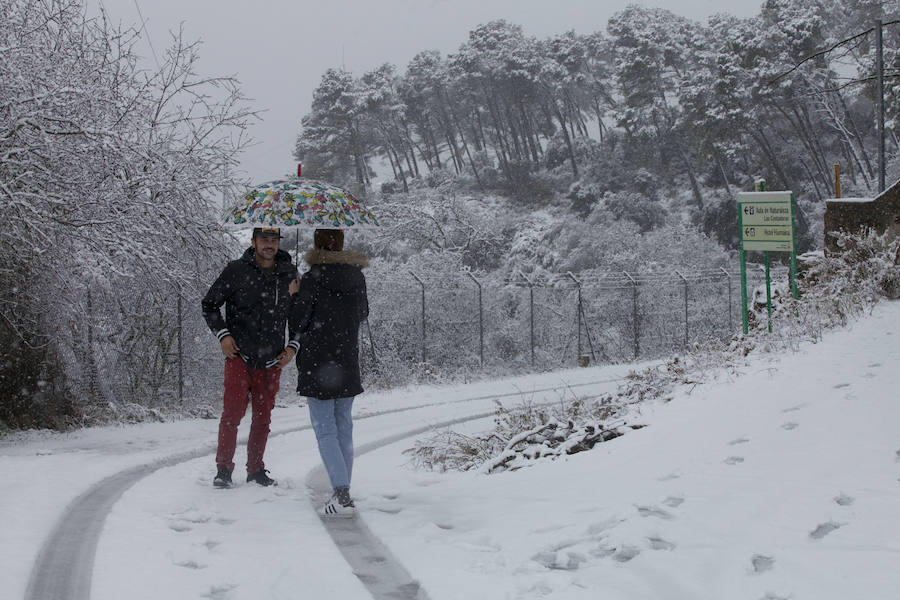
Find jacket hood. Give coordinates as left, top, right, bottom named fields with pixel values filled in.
left=303, top=249, right=368, bottom=293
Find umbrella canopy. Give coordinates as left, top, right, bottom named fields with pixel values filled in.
left=223, top=177, right=380, bottom=230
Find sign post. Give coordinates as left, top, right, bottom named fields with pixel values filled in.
left=737, top=189, right=798, bottom=334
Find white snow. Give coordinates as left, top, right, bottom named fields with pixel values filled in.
left=3, top=300, right=900, bottom=600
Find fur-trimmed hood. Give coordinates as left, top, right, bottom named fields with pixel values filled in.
left=303, top=249, right=369, bottom=268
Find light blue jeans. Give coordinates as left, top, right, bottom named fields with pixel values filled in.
left=307, top=396, right=354, bottom=490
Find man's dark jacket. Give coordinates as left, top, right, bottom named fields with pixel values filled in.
left=290, top=249, right=369, bottom=399
left=202, top=247, right=300, bottom=369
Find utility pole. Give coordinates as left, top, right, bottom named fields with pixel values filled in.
left=876, top=19, right=886, bottom=193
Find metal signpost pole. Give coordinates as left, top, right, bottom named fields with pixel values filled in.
left=790, top=193, right=799, bottom=299
left=738, top=206, right=749, bottom=335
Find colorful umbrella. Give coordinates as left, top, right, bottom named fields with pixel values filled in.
left=223, top=173, right=380, bottom=230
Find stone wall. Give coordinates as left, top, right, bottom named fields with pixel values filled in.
left=824, top=178, right=900, bottom=254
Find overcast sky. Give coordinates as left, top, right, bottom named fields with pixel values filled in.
left=90, top=1, right=762, bottom=184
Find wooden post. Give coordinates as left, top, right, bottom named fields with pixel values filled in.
left=834, top=164, right=841, bottom=198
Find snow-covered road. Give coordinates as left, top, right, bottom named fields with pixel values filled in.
left=8, top=302, right=900, bottom=600
left=10, top=369, right=633, bottom=600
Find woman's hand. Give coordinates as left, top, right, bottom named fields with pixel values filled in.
left=289, top=276, right=300, bottom=295
left=275, top=346, right=296, bottom=369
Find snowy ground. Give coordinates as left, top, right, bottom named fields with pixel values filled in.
left=3, top=301, right=899, bottom=600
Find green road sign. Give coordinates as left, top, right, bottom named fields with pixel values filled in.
left=737, top=192, right=793, bottom=251
left=736, top=189, right=799, bottom=335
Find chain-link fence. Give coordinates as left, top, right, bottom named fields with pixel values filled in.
left=74, top=262, right=773, bottom=409
left=363, top=265, right=769, bottom=374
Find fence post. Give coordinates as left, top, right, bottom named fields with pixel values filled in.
left=519, top=271, right=535, bottom=366
left=465, top=271, right=483, bottom=366
left=566, top=272, right=583, bottom=364
left=624, top=271, right=639, bottom=360
left=719, top=267, right=732, bottom=332
left=364, top=318, right=378, bottom=363
left=177, top=291, right=183, bottom=404
left=409, top=271, right=426, bottom=363
left=676, top=270, right=689, bottom=348
left=86, top=288, right=98, bottom=403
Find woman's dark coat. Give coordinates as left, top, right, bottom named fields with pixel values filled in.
left=290, top=249, right=369, bottom=399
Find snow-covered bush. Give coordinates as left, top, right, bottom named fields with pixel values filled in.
left=404, top=356, right=699, bottom=473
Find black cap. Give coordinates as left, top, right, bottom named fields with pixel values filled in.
left=252, top=227, right=282, bottom=239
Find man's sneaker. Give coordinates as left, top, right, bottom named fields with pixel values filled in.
left=213, top=467, right=232, bottom=488
left=246, top=469, right=277, bottom=487
left=322, top=492, right=356, bottom=518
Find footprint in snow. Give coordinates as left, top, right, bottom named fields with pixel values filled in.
left=834, top=493, right=854, bottom=506
left=589, top=545, right=617, bottom=559
left=201, top=584, right=236, bottom=600
left=532, top=550, right=587, bottom=570
left=809, top=521, right=842, bottom=540
left=395, top=582, right=424, bottom=597
left=381, top=493, right=400, bottom=500
left=728, top=437, right=750, bottom=445
left=662, top=496, right=684, bottom=508
left=636, top=505, right=674, bottom=520
left=612, top=545, right=641, bottom=562
left=657, top=472, right=681, bottom=482
left=174, top=559, right=206, bottom=570
left=867, top=362, right=882, bottom=368
left=169, top=522, right=193, bottom=533
left=750, top=554, right=775, bottom=573
left=781, top=422, right=799, bottom=430
left=175, top=513, right=211, bottom=524
left=895, top=449, right=900, bottom=462
left=760, top=593, right=789, bottom=600
left=647, top=536, right=675, bottom=551
left=556, top=552, right=588, bottom=570
left=833, top=382, right=851, bottom=389
left=724, top=456, right=745, bottom=465
left=781, top=403, right=806, bottom=413
left=201, top=539, right=221, bottom=550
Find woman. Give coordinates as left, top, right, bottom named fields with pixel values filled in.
left=290, top=228, right=369, bottom=516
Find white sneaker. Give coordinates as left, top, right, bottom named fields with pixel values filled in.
left=321, top=495, right=356, bottom=518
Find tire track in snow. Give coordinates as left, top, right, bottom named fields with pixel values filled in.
left=307, top=410, right=499, bottom=600
left=25, top=376, right=626, bottom=600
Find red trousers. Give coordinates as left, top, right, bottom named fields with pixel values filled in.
left=216, top=357, right=281, bottom=474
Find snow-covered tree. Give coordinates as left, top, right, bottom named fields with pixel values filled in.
left=294, top=68, right=375, bottom=188
left=1, top=0, right=255, bottom=427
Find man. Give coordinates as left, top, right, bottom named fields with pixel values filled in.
left=202, top=227, right=299, bottom=488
